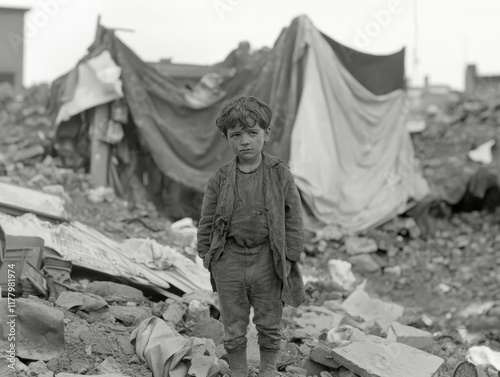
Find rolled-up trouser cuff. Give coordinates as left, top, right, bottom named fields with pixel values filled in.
left=257, top=331, right=281, bottom=352
left=259, top=343, right=281, bottom=352
left=224, top=336, right=247, bottom=353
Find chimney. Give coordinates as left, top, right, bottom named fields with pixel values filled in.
left=465, top=64, right=477, bottom=98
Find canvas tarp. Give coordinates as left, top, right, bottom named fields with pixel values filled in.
left=55, top=50, right=123, bottom=125
left=52, top=15, right=427, bottom=233
left=289, top=18, right=429, bottom=232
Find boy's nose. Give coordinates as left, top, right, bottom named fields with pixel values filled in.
left=241, top=137, right=250, bottom=145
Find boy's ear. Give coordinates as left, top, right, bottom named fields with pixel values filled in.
left=264, top=127, right=271, bottom=142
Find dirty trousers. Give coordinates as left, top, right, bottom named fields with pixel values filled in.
left=211, top=241, right=283, bottom=353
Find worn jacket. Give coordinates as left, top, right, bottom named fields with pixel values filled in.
left=197, top=152, right=306, bottom=308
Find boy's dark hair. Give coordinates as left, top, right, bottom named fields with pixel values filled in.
left=215, top=96, right=272, bottom=136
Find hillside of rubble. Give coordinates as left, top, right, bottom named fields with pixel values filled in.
left=0, top=85, right=499, bottom=377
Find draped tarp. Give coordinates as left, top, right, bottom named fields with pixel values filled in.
left=52, top=15, right=428, bottom=233
left=83, top=20, right=306, bottom=190
left=288, top=18, right=428, bottom=232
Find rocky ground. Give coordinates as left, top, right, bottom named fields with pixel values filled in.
left=1, top=105, right=499, bottom=376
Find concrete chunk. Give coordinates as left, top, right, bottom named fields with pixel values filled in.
left=330, top=334, right=444, bottom=377
left=56, top=292, right=108, bottom=313
left=98, top=357, right=122, bottom=374
left=387, top=322, right=433, bottom=349
left=295, top=306, right=345, bottom=338
left=345, top=237, right=378, bottom=255
left=348, top=254, right=380, bottom=273
left=162, top=301, right=187, bottom=325
left=108, top=306, right=152, bottom=326
left=1, top=298, right=65, bottom=361
left=188, top=318, right=225, bottom=346
left=341, top=289, right=404, bottom=331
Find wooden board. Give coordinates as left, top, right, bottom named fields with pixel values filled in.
left=0, top=182, right=67, bottom=221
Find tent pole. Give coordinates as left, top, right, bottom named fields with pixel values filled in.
left=90, top=105, right=111, bottom=188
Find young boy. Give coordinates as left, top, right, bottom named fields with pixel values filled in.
left=197, top=96, right=305, bottom=377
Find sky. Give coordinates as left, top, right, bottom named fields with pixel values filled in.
left=3, top=0, right=500, bottom=90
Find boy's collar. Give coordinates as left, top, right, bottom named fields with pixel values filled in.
left=220, top=151, right=280, bottom=175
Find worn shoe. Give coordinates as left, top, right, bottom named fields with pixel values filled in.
left=226, top=348, right=248, bottom=377
left=259, top=350, right=279, bottom=377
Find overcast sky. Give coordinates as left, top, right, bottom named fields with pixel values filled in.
left=4, top=0, right=500, bottom=90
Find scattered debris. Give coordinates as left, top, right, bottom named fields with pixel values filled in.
left=131, top=316, right=221, bottom=377
left=85, top=281, right=145, bottom=304
left=327, top=259, right=356, bottom=291
left=108, top=305, right=152, bottom=327
left=345, top=237, right=378, bottom=255
left=0, top=298, right=65, bottom=361
left=341, top=288, right=404, bottom=333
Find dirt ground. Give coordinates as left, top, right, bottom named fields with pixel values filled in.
left=2, top=116, right=500, bottom=376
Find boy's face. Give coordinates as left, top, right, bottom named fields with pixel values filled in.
left=225, top=118, right=270, bottom=164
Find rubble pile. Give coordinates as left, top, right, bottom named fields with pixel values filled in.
left=1, top=93, right=500, bottom=376
left=0, top=83, right=54, bottom=171
left=1, top=158, right=191, bottom=254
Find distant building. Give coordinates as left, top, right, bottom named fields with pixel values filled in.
left=0, top=5, right=29, bottom=91
left=149, top=59, right=214, bottom=89
left=465, top=64, right=500, bottom=103
left=149, top=42, right=255, bottom=89
left=408, top=76, right=462, bottom=115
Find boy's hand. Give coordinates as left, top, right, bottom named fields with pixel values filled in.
left=286, top=259, right=293, bottom=275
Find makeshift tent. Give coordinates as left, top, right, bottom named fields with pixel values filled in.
left=50, top=15, right=428, bottom=234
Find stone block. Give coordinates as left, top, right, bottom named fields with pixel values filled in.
left=188, top=317, right=224, bottom=345
left=56, top=292, right=107, bottom=313
left=341, top=289, right=404, bottom=328
left=386, top=322, right=433, bottom=349
left=345, top=237, right=378, bottom=255
left=162, top=301, right=186, bottom=326
left=108, top=305, right=152, bottom=326
left=185, top=300, right=210, bottom=325
left=0, top=298, right=65, bottom=361
left=348, top=254, right=380, bottom=273
left=329, top=334, right=444, bottom=377
left=98, top=357, right=122, bottom=374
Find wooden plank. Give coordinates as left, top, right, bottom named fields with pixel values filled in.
left=90, top=104, right=110, bottom=188
left=0, top=182, right=67, bottom=221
